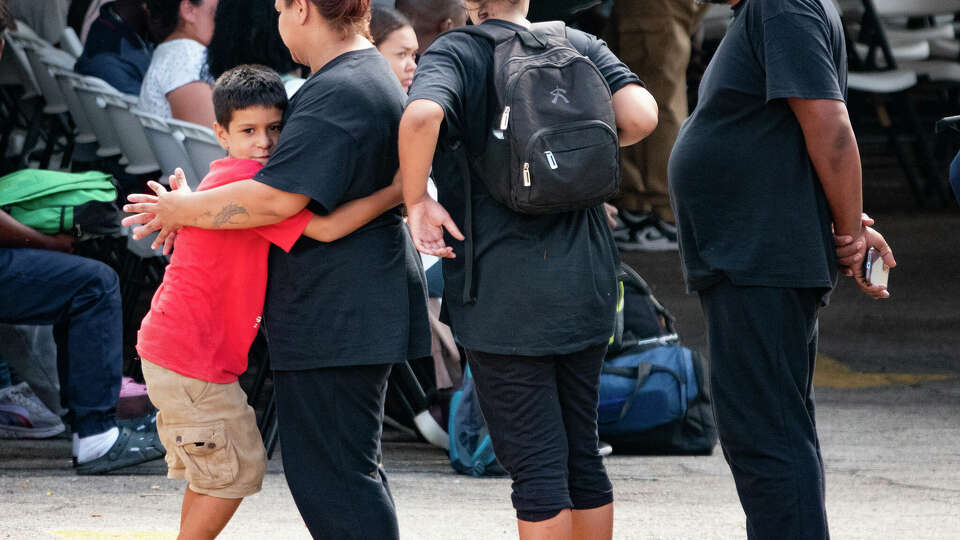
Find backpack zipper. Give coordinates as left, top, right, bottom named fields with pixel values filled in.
left=522, top=162, right=531, bottom=187
left=500, top=106, right=511, bottom=130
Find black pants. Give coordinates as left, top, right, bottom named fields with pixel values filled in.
left=0, top=248, right=120, bottom=437
left=467, top=343, right=613, bottom=522
left=699, top=280, right=829, bottom=540
left=274, top=364, right=398, bottom=540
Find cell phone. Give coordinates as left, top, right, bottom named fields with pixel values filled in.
left=863, top=247, right=890, bottom=287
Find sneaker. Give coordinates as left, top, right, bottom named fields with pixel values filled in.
left=75, top=420, right=165, bottom=475
left=0, top=382, right=65, bottom=439
left=119, top=376, right=148, bottom=398
left=117, top=376, right=152, bottom=420
left=613, top=210, right=679, bottom=252
left=598, top=440, right=613, bottom=457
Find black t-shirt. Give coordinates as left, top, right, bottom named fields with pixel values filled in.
left=668, top=0, right=844, bottom=294
left=407, top=21, right=641, bottom=356
left=254, top=48, right=431, bottom=370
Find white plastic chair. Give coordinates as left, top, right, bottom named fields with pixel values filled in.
left=36, top=49, right=97, bottom=149
left=166, top=118, right=226, bottom=184
left=131, top=108, right=201, bottom=188
left=59, top=27, right=84, bottom=58
left=90, top=83, right=159, bottom=175
left=71, top=75, right=124, bottom=160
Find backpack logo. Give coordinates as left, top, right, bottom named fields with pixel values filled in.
left=550, top=86, right=570, bottom=105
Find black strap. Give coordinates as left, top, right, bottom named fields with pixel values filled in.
left=452, top=142, right=476, bottom=304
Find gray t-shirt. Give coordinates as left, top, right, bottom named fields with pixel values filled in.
left=668, top=0, right=845, bottom=294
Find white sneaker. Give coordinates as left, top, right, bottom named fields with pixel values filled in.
left=614, top=211, right=679, bottom=252
left=598, top=440, right=613, bottom=457
left=0, top=382, right=65, bottom=439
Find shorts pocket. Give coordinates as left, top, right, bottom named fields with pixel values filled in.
left=171, top=421, right=239, bottom=490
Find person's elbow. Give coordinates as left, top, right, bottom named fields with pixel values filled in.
left=613, top=85, right=659, bottom=147
left=400, top=99, right=444, bottom=136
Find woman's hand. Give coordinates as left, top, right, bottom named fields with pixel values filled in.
left=406, top=196, right=464, bottom=258
left=122, top=168, right=194, bottom=251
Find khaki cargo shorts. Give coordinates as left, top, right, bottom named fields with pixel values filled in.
left=141, top=359, right=266, bottom=499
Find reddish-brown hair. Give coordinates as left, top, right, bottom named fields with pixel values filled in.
left=288, top=0, right=372, bottom=40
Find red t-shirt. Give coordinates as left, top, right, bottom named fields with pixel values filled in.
left=137, top=158, right=312, bottom=383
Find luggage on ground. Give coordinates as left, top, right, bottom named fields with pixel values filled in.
left=448, top=366, right=507, bottom=477
left=598, top=263, right=718, bottom=454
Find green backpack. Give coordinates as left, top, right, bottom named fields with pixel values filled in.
left=0, top=169, right=122, bottom=237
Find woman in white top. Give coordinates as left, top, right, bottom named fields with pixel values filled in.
left=139, top=0, right=218, bottom=125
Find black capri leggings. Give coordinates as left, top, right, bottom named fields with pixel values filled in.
left=466, top=343, right=613, bottom=522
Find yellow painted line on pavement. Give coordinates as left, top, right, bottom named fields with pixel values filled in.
left=51, top=531, right=177, bottom=540
left=814, top=355, right=952, bottom=389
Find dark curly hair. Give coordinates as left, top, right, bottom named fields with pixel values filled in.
left=145, top=0, right=203, bottom=42
left=207, top=0, right=300, bottom=79
left=370, top=6, right=412, bottom=46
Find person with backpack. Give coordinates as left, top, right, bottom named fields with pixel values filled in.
left=399, top=0, right=658, bottom=537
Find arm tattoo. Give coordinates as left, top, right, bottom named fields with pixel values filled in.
left=212, top=204, right=249, bottom=228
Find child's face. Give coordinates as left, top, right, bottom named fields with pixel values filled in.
left=213, top=106, right=284, bottom=165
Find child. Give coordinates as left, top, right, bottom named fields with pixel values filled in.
left=135, top=65, right=402, bottom=539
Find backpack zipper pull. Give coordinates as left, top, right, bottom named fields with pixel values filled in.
left=523, top=162, right=531, bottom=187
left=500, top=106, right=511, bottom=131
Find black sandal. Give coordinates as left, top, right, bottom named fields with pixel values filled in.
left=75, top=422, right=165, bottom=475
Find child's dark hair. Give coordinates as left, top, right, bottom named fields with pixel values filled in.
left=145, top=0, right=203, bottom=41
left=212, top=65, right=288, bottom=128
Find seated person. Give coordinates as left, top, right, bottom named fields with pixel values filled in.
left=0, top=0, right=160, bottom=475
left=74, top=0, right=153, bottom=95
left=140, top=0, right=217, bottom=124
left=205, top=0, right=305, bottom=96
left=371, top=6, right=418, bottom=93
left=0, top=209, right=164, bottom=474
left=130, top=65, right=403, bottom=539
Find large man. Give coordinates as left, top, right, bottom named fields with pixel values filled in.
left=668, top=0, right=895, bottom=538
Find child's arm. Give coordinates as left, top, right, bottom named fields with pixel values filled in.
left=302, top=171, right=403, bottom=243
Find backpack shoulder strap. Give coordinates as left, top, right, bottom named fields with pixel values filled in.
left=443, top=23, right=516, bottom=45
left=530, top=21, right=567, bottom=40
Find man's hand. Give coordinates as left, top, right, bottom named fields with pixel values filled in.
left=122, top=168, right=193, bottom=250
left=834, top=214, right=896, bottom=299
left=46, top=233, right=74, bottom=253
left=406, top=196, right=464, bottom=258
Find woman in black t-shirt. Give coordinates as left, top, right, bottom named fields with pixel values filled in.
left=400, top=0, right=658, bottom=538
left=124, top=1, right=429, bottom=538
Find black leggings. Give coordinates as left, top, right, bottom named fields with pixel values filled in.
left=274, top=364, right=398, bottom=540
left=466, top=343, right=613, bottom=522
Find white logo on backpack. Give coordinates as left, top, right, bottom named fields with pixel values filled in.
left=550, top=86, right=569, bottom=104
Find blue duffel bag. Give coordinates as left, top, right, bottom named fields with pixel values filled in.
left=598, top=340, right=698, bottom=435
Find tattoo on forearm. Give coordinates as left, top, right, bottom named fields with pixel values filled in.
left=212, top=204, right=249, bottom=227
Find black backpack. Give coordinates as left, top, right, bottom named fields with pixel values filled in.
left=449, top=21, right=621, bottom=215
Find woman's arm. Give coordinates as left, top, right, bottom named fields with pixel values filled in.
left=612, top=84, right=658, bottom=147
left=123, top=173, right=310, bottom=244
left=167, top=82, right=215, bottom=126
left=301, top=172, right=403, bottom=243
left=399, top=99, right=463, bottom=258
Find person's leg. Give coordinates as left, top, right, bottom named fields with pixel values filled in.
left=554, top=344, right=614, bottom=540
left=178, top=487, right=242, bottom=540
left=466, top=350, right=574, bottom=540
left=699, top=280, right=827, bottom=540
left=0, top=324, right=64, bottom=415
left=615, top=0, right=705, bottom=222
left=274, top=364, right=398, bottom=540
left=0, top=249, right=121, bottom=438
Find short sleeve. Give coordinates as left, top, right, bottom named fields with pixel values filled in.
left=253, top=107, right=358, bottom=214
left=159, top=40, right=211, bottom=95
left=254, top=208, right=312, bottom=252
left=568, top=30, right=643, bottom=94
left=407, top=36, right=475, bottom=140
left=762, top=12, right=843, bottom=103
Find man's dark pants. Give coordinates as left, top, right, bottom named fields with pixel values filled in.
left=0, top=248, right=121, bottom=437
left=699, top=279, right=829, bottom=540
